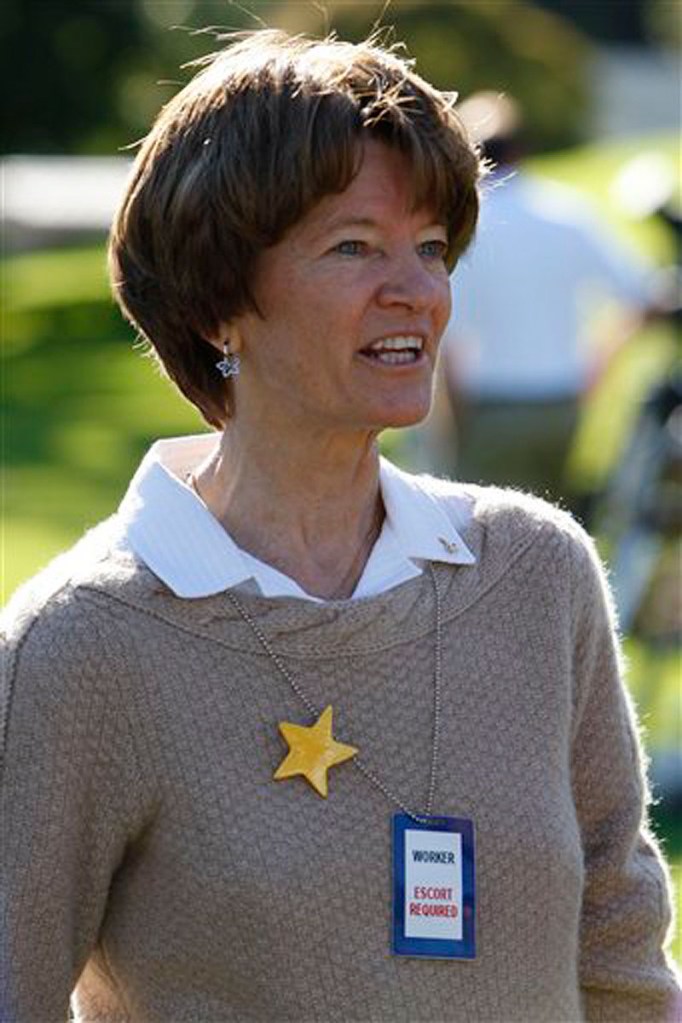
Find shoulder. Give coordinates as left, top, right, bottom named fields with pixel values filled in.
left=411, top=470, right=585, bottom=544
left=2, top=516, right=162, bottom=674
left=466, top=481, right=582, bottom=539
left=469, top=484, right=616, bottom=621
left=419, top=472, right=606, bottom=582
left=1, top=520, right=167, bottom=768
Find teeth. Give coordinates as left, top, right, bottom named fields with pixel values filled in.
left=366, top=335, right=423, bottom=353
left=374, top=351, right=417, bottom=364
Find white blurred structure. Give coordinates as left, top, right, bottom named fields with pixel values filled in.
left=2, top=156, right=132, bottom=250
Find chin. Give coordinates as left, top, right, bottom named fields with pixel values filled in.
left=373, top=396, right=433, bottom=431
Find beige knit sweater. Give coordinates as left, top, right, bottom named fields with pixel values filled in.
left=1, top=483, right=678, bottom=1022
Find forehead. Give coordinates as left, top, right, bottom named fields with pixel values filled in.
left=295, top=139, right=443, bottom=239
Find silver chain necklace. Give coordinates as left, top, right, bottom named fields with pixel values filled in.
left=225, top=563, right=443, bottom=824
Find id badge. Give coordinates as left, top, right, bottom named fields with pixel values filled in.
left=392, top=812, right=476, bottom=959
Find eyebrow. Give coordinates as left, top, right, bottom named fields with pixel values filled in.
left=319, top=216, right=380, bottom=234
left=314, top=214, right=447, bottom=239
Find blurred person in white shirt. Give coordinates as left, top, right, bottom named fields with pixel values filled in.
left=440, top=92, right=656, bottom=508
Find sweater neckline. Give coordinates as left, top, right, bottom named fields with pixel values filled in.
left=81, top=485, right=550, bottom=659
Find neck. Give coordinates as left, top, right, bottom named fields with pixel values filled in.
left=193, top=426, right=385, bottom=600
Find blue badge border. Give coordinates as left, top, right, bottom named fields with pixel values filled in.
left=392, top=812, right=476, bottom=959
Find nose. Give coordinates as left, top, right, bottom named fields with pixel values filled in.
left=376, top=251, right=449, bottom=317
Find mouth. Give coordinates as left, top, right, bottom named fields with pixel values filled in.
left=357, top=335, right=426, bottom=366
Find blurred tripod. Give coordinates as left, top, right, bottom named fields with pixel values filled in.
left=591, top=205, right=681, bottom=641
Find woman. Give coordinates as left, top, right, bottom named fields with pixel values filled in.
left=2, top=29, right=678, bottom=1022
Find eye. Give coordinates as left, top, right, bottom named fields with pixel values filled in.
left=419, top=239, right=449, bottom=260
left=334, top=240, right=368, bottom=257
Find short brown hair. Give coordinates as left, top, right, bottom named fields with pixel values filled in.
left=109, top=29, right=483, bottom=428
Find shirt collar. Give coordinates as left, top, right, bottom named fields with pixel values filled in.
left=116, top=434, right=475, bottom=599
left=377, top=456, right=475, bottom=566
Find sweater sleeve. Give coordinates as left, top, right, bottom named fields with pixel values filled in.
left=1, top=587, right=155, bottom=1021
left=568, top=532, right=681, bottom=1022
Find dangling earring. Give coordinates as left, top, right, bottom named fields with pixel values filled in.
left=215, top=339, right=240, bottom=379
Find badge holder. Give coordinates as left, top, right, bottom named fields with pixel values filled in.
left=392, top=812, right=476, bottom=959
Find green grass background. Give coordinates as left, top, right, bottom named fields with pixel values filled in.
left=3, top=133, right=680, bottom=964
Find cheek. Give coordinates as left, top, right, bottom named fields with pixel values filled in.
left=434, top=277, right=452, bottom=334
left=261, top=272, right=330, bottom=331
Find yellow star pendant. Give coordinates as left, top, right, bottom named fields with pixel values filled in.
left=274, top=705, right=358, bottom=798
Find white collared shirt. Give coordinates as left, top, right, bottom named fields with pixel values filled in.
left=116, top=435, right=475, bottom=601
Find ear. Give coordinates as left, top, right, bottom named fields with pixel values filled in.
left=204, top=323, right=244, bottom=355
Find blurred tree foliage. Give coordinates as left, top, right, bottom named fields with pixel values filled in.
left=2, top=0, right=208, bottom=154
left=643, top=0, right=682, bottom=53
left=3, top=1, right=140, bottom=154
left=4, top=0, right=591, bottom=157
left=534, top=0, right=648, bottom=45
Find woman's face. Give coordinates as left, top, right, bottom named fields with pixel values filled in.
left=228, top=138, right=452, bottom=440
